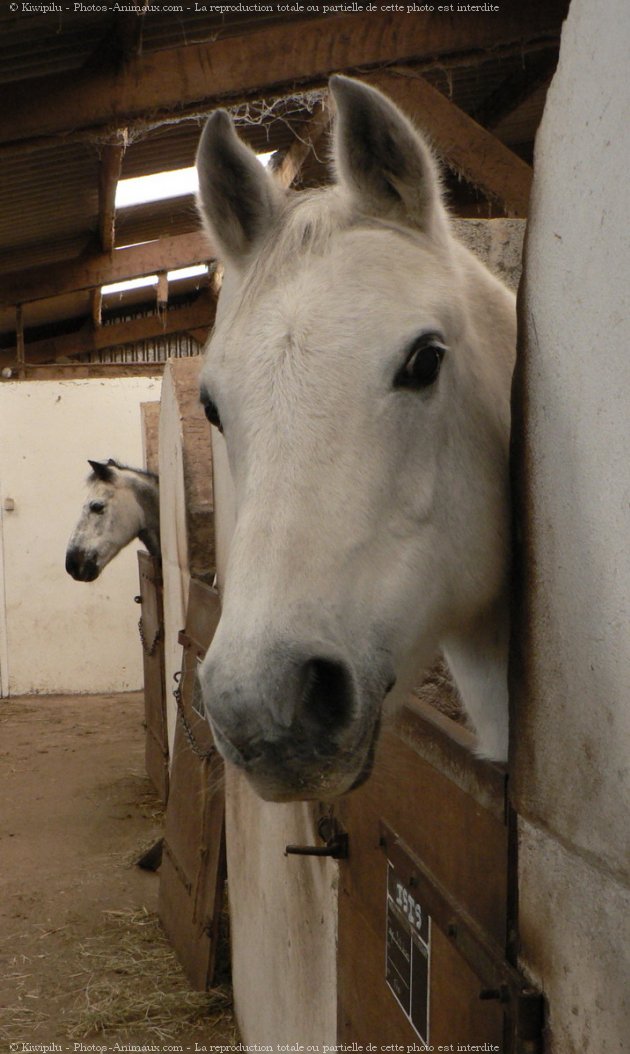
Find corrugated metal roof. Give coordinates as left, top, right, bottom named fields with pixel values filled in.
left=0, top=142, right=100, bottom=258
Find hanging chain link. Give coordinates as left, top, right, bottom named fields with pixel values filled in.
left=137, top=617, right=162, bottom=656
left=172, top=664, right=216, bottom=761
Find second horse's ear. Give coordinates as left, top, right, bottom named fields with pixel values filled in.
left=196, top=110, right=283, bottom=268
left=88, top=459, right=114, bottom=482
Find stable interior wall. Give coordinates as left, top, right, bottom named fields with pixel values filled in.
left=513, top=0, right=630, bottom=1048
left=0, top=376, right=161, bottom=696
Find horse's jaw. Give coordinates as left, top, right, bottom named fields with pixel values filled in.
left=207, top=701, right=385, bottom=803
left=441, top=598, right=510, bottom=763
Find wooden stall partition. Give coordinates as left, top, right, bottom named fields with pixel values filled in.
left=158, top=577, right=226, bottom=991
left=159, top=356, right=215, bottom=762
left=140, top=400, right=160, bottom=475
left=137, top=399, right=168, bottom=801
left=136, top=550, right=169, bottom=803
left=336, top=704, right=542, bottom=1052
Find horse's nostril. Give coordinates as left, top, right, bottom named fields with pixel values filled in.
left=65, top=550, right=79, bottom=577
left=299, top=657, right=354, bottom=732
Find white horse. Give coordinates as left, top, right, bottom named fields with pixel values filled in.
left=196, top=76, right=516, bottom=801
left=65, top=459, right=160, bottom=581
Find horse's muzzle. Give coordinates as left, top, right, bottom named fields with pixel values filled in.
left=65, top=547, right=99, bottom=582
left=199, top=645, right=391, bottom=801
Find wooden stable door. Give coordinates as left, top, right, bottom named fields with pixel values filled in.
left=136, top=551, right=169, bottom=803
left=158, top=577, right=226, bottom=991
left=336, top=705, right=542, bottom=1053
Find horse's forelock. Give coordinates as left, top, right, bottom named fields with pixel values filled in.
left=86, top=462, right=157, bottom=487
left=239, top=185, right=445, bottom=302
left=243, top=189, right=352, bottom=287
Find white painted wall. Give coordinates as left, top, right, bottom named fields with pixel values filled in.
left=0, top=376, right=161, bottom=696
left=514, top=0, right=630, bottom=1048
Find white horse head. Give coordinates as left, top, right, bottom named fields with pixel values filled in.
left=65, top=459, right=160, bottom=581
left=196, top=76, right=516, bottom=801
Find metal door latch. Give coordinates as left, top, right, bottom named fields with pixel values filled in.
left=285, top=815, right=349, bottom=859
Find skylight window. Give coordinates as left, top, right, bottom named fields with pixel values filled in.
left=115, top=152, right=274, bottom=209
left=102, top=274, right=158, bottom=296
left=115, top=167, right=199, bottom=208
left=102, top=264, right=209, bottom=297
left=103, top=147, right=273, bottom=297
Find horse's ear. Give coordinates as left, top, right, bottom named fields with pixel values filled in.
left=88, top=459, right=114, bottom=482
left=329, top=75, right=449, bottom=241
left=196, top=110, right=282, bottom=267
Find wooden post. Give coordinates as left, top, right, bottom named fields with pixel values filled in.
left=91, top=287, right=103, bottom=328
left=157, top=271, right=169, bottom=317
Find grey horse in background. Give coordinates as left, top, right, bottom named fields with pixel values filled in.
left=66, top=459, right=160, bottom=582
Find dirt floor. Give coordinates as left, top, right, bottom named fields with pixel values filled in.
left=0, top=692, right=236, bottom=1051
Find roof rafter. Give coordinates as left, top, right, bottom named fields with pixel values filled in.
left=2, top=293, right=215, bottom=367
left=0, top=232, right=213, bottom=308
left=98, top=139, right=127, bottom=253
left=364, top=69, right=533, bottom=216
left=276, top=70, right=533, bottom=216
left=0, top=4, right=568, bottom=152
left=472, top=49, right=558, bottom=131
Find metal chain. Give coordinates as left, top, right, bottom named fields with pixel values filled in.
left=137, top=617, right=162, bottom=656
left=172, top=668, right=216, bottom=761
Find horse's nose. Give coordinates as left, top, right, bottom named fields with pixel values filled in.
left=200, top=647, right=357, bottom=764
left=65, top=548, right=81, bottom=579
left=65, top=548, right=98, bottom=581
left=297, top=656, right=354, bottom=733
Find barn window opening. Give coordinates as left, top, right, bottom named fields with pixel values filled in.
left=115, top=166, right=198, bottom=208
left=102, top=264, right=209, bottom=297
left=115, top=152, right=274, bottom=209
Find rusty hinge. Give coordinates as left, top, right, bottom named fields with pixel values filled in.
left=379, top=821, right=544, bottom=1054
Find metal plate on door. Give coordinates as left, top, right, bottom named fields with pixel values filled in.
left=386, top=858, right=431, bottom=1043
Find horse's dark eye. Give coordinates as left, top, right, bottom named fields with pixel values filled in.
left=395, top=334, right=446, bottom=389
left=90, top=501, right=105, bottom=514
left=202, top=398, right=223, bottom=433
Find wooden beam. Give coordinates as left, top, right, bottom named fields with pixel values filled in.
left=0, top=232, right=213, bottom=309
left=277, top=69, right=533, bottom=214
left=156, top=271, right=169, bottom=311
left=91, top=288, right=103, bottom=327
left=0, top=4, right=568, bottom=150
left=5, top=295, right=216, bottom=366
left=472, top=49, right=558, bottom=131
left=363, top=70, right=533, bottom=217
left=98, top=141, right=126, bottom=253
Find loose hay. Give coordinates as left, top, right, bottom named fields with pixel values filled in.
left=67, top=908, right=235, bottom=1045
